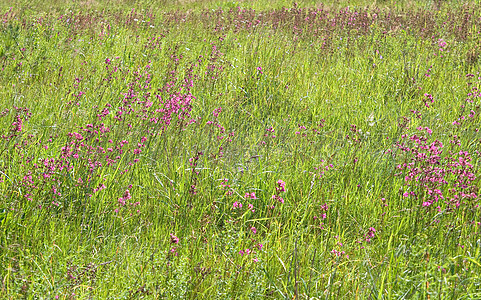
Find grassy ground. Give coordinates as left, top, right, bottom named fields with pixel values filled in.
left=1, top=0, right=481, bottom=298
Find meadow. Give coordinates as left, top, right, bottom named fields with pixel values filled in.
left=1, top=0, right=480, bottom=298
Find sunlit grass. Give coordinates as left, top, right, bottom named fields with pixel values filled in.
left=1, top=0, right=480, bottom=298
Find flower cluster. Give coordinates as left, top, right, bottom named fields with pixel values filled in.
left=272, top=180, right=286, bottom=204
left=395, top=126, right=477, bottom=210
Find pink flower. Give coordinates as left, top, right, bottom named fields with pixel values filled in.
left=251, top=227, right=257, bottom=234
left=244, top=192, right=257, bottom=199
left=367, top=227, right=376, bottom=238
left=212, top=107, right=222, bottom=118
left=276, top=180, right=286, bottom=192
left=170, top=234, right=179, bottom=244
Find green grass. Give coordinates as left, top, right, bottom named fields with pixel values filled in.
left=1, top=0, right=481, bottom=298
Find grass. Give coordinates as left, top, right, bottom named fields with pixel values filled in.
left=1, top=0, right=481, bottom=298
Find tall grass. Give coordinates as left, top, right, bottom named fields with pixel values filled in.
left=1, top=0, right=480, bottom=298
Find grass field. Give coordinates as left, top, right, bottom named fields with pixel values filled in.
left=1, top=0, right=481, bottom=298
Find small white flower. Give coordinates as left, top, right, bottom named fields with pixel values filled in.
left=367, top=112, right=375, bottom=126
